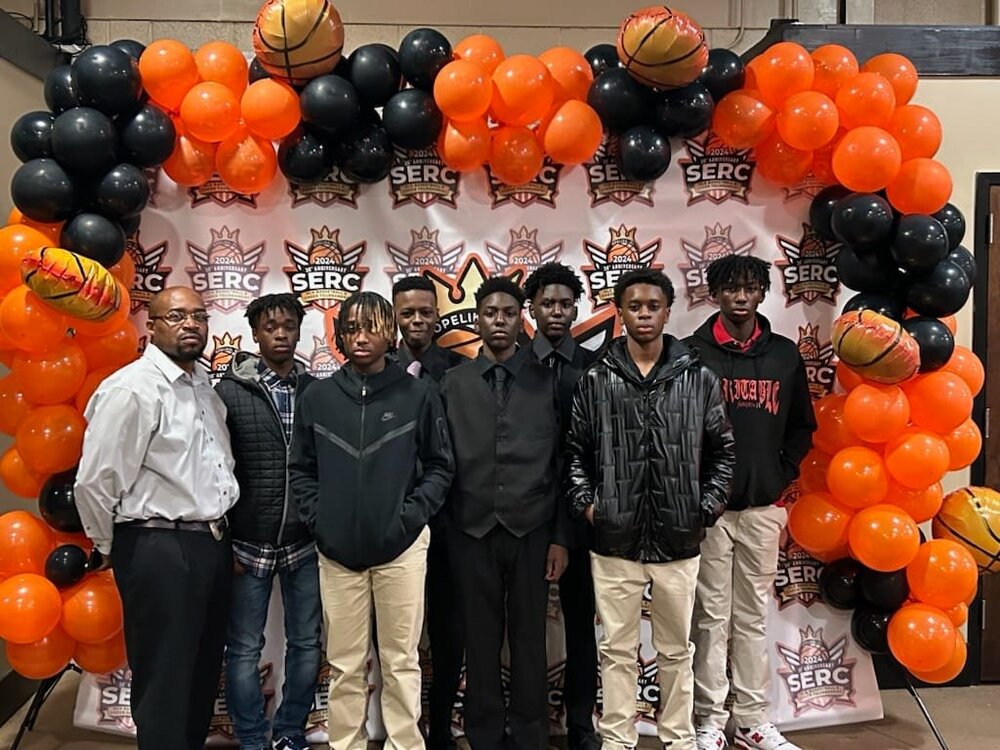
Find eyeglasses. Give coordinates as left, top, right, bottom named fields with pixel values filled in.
left=150, top=311, right=211, bottom=325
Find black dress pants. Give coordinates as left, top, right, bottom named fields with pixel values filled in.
left=559, top=546, right=598, bottom=739
left=449, top=524, right=549, bottom=750
left=112, top=524, right=233, bottom=750
left=426, top=524, right=464, bottom=750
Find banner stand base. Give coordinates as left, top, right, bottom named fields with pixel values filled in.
left=11, top=664, right=81, bottom=750
left=898, top=664, right=949, bottom=750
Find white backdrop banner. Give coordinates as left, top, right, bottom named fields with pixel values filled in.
left=73, top=132, right=882, bottom=742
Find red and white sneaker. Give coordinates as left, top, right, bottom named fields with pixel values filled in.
left=695, top=726, right=728, bottom=750
left=734, top=723, right=801, bottom=750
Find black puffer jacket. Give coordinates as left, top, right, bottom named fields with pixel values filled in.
left=564, top=335, right=735, bottom=563
left=215, top=352, right=315, bottom=546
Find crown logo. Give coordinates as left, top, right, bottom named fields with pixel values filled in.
left=411, top=226, right=440, bottom=251
left=213, top=332, right=241, bottom=349
left=510, top=226, right=537, bottom=244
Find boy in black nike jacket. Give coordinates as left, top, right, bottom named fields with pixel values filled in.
left=289, top=291, right=454, bottom=750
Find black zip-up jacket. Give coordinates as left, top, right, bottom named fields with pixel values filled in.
left=288, top=362, right=455, bottom=570
left=564, top=335, right=736, bottom=563
left=215, top=352, right=315, bottom=546
left=685, top=314, right=817, bottom=510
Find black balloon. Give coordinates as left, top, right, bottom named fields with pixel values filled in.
left=906, top=260, right=971, bottom=317
left=891, top=214, right=949, bottom=275
left=947, top=245, right=977, bottom=284
left=698, top=48, right=745, bottom=101
left=347, top=44, right=403, bottom=108
left=383, top=89, right=443, bottom=150
left=51, top=107, right=119, bottom=175
left=110, top=38, right=146, bottom=61
left=810, top=185, right=851, bottom=242
left=819, top=558, right=863, bottom=610
left=652, top=82, right=714, bottom=138
left=45, top=545, right=89, bottom=589
left=903, top=316, right=955, bottom=372
left=851, top=607, right=892, bottom=654
left=60, top=213, right=126, bottom=266
left=859, top=567, right=909, bottom=611
left=584, top=44, right=623, bottom=77
left=72, top=45, right=143, bottom=117
left=587, top=69, right=648, bottom=133
left=87, top=549, right=106, bottom=573
left=118, top=103, right=176, bottom=168
left=831, top=192, right=895, bottom=253
left=617, top=126, right=671, bottom=182
left=94, top=163, right=150, bottom=219
left=120, top=213, right=141, bottom=238
left=932, top=202, right=966, bottom=250
left=38, top=468, right=83, bottom=532
left=842, top=291, right=906, bottom=321
left=300, top=74, right=360, bottom=135
left=336, top=119, right=394, bottom=183
left=44, top=64, right=79, bottom=114
left=278, top=128, right=333, bottom=183
left=249, top=57, right=271, bottom=83
left=836, top=246, right=898, bottom=293
left=398, top=27, right=452, bottom=90
left=10, top=110, right=56, bottom=163
left=11, top=158, right=79, bottom=222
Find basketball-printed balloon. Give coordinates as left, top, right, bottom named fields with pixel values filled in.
left=20, top=247, right=121, bottom=321
left=832, top=309, right=920, bottom=384
left=933, top=486, right=1000, bottom=574
left=252, top=0, right=344, bottom=86
left=615, top=6, right=708, bottom=90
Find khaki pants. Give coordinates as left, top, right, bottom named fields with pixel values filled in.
left=591, top=552, right=701, bottom=750
left=692, top=505, right=786, bottom=729
left=317, top=527, right=430, bottom=750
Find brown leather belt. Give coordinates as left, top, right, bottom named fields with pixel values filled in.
left=123, top=517, right=229, bottom=540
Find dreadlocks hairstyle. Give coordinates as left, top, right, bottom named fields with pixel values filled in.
left=245, top=293, right=305, bottom=330
left=612, top=268, right=675, bottom=308
left=705, top=255, right=772, bottom=297
left=335, top=291, right=397, bottom=356
left=523, top=261, right=584, bottom=302
left=474, top=276, right=526, bottom=309
left=391, top=274, right=436, bottom=298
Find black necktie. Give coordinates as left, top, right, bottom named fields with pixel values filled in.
left=492, top=366, right=508, bottom=408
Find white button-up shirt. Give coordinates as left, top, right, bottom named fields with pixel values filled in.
left=74, top=343, right=239, bottom=554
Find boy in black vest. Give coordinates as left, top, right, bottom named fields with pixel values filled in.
left=441, top=277, right=570, bottom=750
left=685, top=257, right=816, bottom=750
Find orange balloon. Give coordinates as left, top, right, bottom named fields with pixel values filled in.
left=888, top=603, right=956, bottom=673
left=849, top=503, right=920, bottom=572
left=541, top=100, right=603, bottom=165
left=843, top=383, right=909, bottom=443
left=886, top=157, right=952, bottom=215
left=74, top=630, right=127, bottom=674
left=454, top=34, right=505, bottom=75
left=0, top=285, right=68, bottom=353
left=911, top=632, right=966, bottom=684
left=862, top=53, right=918, bottom=105
left=939, top=315, right=957, bottom=335
left=945, top=603, right=968, bottom=628
left=6, top=210, right=61, bottom=244
left=836, top=72, right=896, bottom=128
left=489, top=125, right=544, bottom=185
left=15, top=404, right=87, bottom=476
left=539, top=46, right=594, bottom=103
left=712, top=89, right=775, bottom=149
left=904, top=370, right=973, bottom=434
left=108, top=252, right=135, bottom=289
left=810, top=130, right=842, bottom=184
left=942, top=345, right=984, bottom=396
left=835, top=360, right=865, bottom=392
left=813, top=394, right=859, bottom=454
left=754, top=133, right=813, bottom=187
left=491, top=55, right=554, bottom=126
left=437, top=118, right=491, bottom=172
left=799, top=449, right=832, bottom=493
left=61, top=575, right=124, bottom=644
left=787, top=491, right=853, bottom=554
left=139, top=39, right=200, bottom=112
left=0, top=511, right=55, bottom=577
left=940, top=419, right=982, bottom=471
left=0, top=372, right=32, bottom=435
left=77, top=321, right=140, bottom=371
left=888, top=105, right=941, bottom=161
left=12, top=339, right=88, bottom=406
left=72, top=365, right=113, bottom=412
left=216, top=124, right=278, bottom=195
left=907, top=539, right=978, bottom=610
left=776, top=91, right=839, bottom=151
left=0, top=447, right=45, bottom=499
left=883, top=428, right=950, bottom=490
left=832, top=126, right=901, bottom=192
left=886, top=480, right=943, bottom=524
left=827, top=446, right=889, bottom=509
left=810, top=44, right=859, bottom=98
left=0, top=573, right=62, bottom=644
left=434, top=60, right=492, bottom=122
left=180, top=82, right=241, bottom=143
left=753, top=42, right=814, bottom=108
left=195, top=41, right=249, bottom=97
left=0, top=224, right=50, bottom=294
left=241, top=79, right=301, bottom=140
left=6, top=624, right=75, bottom=679
left=163, top=131, right=218, bottom=187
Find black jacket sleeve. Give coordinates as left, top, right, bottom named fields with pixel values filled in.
left=564, top=373, right=597, bottom=519
left=780, top=355, right=818, bottom=482
left=699, top=366, right=736, bottom=527
left=401, top=386, right=455, bottom=532
left=288, top=387, right=319, bottom=531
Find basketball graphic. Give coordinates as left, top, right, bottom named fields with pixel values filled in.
left=209, top=333, right=242, bottom=378
left=508, top=228, right=542, bottom=267
left=20, top=246, right=122, bottom=321
left=307, top=226, right=344, bottom=265
left=408, top=227, right=444, bottom=266
left=206, top=227, right=245, bottom=265
left=798, top=228, right=828, bottom=258
left=933, top=487, right=1000, bottom=574
left=616, top=6, right=709, bottom=90
left=701, top=224, right=735, bottom=262
left=607, top=225, right=640, bottom=263
left=832, top=309, right=919, bottom=385
left=252, top=0, right=344, bottom=85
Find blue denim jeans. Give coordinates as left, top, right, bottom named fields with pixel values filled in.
left=225, top=554, right=322, bottom=749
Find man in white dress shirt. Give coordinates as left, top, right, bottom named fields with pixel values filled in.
left=75, top=287, right=239, bottom=750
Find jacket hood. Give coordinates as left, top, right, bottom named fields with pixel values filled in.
left=332, top=360, right=409, bottom=402
left=692, top=313, right=775, bottom=358
left=223, top=351, right=310, bottom=383
left=604, top=334, right=696, bottom=386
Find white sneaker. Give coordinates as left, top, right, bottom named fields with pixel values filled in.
left=696, top=726, right=728, bottom=750
left=734, top=723, right=800, bottom=750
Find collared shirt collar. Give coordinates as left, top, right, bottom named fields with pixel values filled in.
left=144, top=343, right=209, bottom=385
left=712, top=315, right=761, bottom=351
left=475, top=344, right=526, bottom=379
left=256, top=357, right=298, bottom=387
left=532, top=333, right=575, bottom=364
